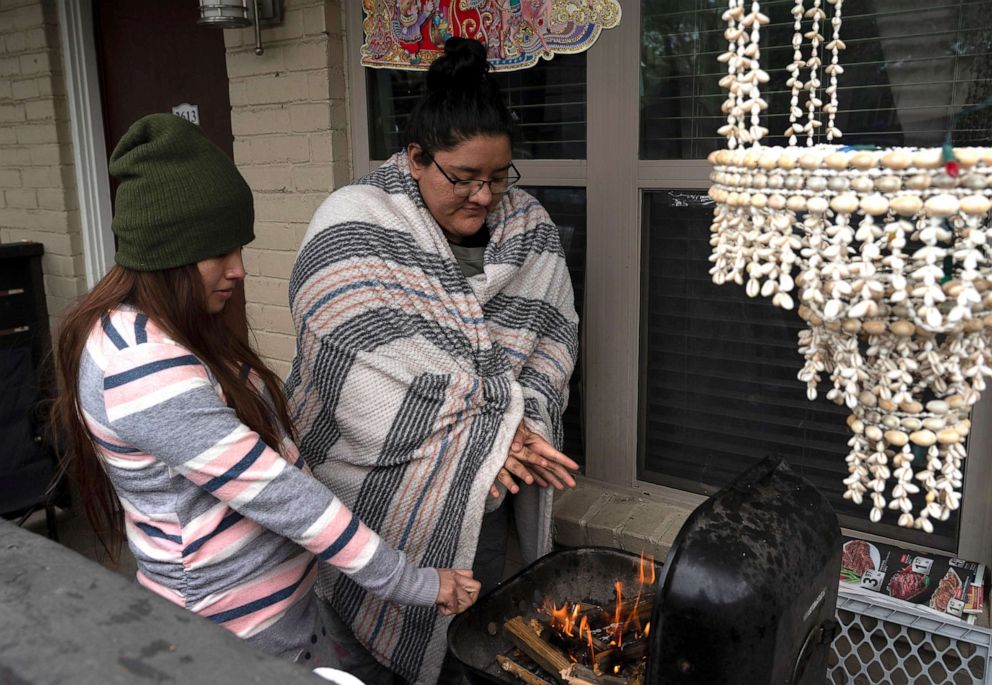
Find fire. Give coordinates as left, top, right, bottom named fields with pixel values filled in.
left=538, top=552, right=657, bottom=679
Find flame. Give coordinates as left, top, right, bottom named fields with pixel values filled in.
left=639, top=551, right=656, bottom=585
left=539, top=553, right=659, bottom=676
left=613, top=581, right=624, bottom=646
left=579, top=616, right=595, bottom=666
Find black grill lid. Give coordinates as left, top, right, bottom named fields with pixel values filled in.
left=647, top=457, right=842, bottom=685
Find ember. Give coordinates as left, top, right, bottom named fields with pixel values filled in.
left=500, top=553, right=657, bottom=685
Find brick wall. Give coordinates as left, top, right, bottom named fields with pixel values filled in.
left=0, top=0, right=86, bottom=328
left=225, top=0, right=351, bottom=378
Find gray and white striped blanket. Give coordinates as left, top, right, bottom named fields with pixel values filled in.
left=285, top=152, right=578, bottom=684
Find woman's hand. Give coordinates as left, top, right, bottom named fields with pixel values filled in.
left=435, top=569, right=481, bottom=616
left=490, top=423, right=580, bottom=497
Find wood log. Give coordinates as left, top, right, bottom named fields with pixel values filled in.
left=504, top=616, right=572, bottom=683
left=496, top=654, right=554, bottom=685
left=560, top=663, right=627, bottom=685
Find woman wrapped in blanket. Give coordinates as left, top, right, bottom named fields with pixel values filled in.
left=53, top=113, right=479, bottom=670
left=285, top=37, right=581, bottom=684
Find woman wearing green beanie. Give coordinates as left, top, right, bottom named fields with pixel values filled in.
left=53, top=113, right=479, bottom=669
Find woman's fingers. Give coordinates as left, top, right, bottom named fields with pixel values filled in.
left=502, top=455, right=534, bottom=486
left=496, top=467, right=520, bottom=494
left=524, top=435, right=580, bottom=472
left=529, top=463, right=566, bottom=490
left=511, top=424, right=528, bottom=453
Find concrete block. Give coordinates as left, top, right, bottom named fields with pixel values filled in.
left=19, top=165, right=57, bottom=188
left=231, top=106, right=291, bottom=136
left=0, top=125, right=17, bottom=144
left=241, top=164, right=292, bottom=192
left=3, top=29, right=28, bottom=53
left=37, top=187, right=74, bottom=211
left=0, top=79, right=10, bottom=99
left=24, top=26, right=52, bottom=51
left=552, top=486, right=612, bottom=547
left=0, top=146, right=31, bottom=164
left=18, top=50, right=50, bottom=75
left=10, top=76, right=38, bottom=99
left=307, top=69, right=329, bottom=100
left=16, top=121, right=58, bottom=144
left=0, top=56, right=19, bottom=76
left=240, top=134, right=310, bottom=164
left=245, top=276, right=291, bottom=307
left=237, top=72, right=309, bottom=105
left=252, top=329, right=297, bottom=362
left=4, top=188, right=36, bottom=208
left=0, top=102, right=25, bottom=122
left=265, top=7, right=304, bottom=42
left=29, top=142, right=71, bottom=165
left=282, top=39, right=329, bottom=72
left=585, top=495, right=643, bottom=549
left=43, top=273, right=85, bottom=299
left=289, top=102, right=331, bottom=133
left=223, top=27, right=242, bottom=49
left=24, top=97, right=55, bottom=120
left=266, top=357, right=292, bottom=380
left=303, top=7, right=332, bottom=36
left=0, top=168, right=21, bottom=187
left=246, top=302, right=293, bottom=334
left=7, top=3, right=43, bottom=31
left=615, top=501, right=688, bottom=558
left=226, top=47, right=285, bottom=79
left=253, top=190, right=323, bottom=223
left=256, top=248, right=297, bottom=280
left=290, top=163, right=333, bottom=192
left=250, top=220, right=300, bottom=251
left=309, top=134, right=333, bottom=163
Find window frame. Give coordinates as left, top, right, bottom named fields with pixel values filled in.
left=342, top=2, right=992, bottom=565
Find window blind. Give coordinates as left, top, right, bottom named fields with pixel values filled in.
left=639, top=190, right=960, bottom=550
left=641, top=0, right=992, bottom=159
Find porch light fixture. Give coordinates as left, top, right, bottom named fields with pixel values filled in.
left=198, top=0, right=283, bottom=56
left=707, top=0, right=992, bottom=533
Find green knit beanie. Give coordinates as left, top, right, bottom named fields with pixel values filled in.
left=109, top=113, right=254, bottom=271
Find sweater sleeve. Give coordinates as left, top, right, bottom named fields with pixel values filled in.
left=100, top=341, right=439, bottom=607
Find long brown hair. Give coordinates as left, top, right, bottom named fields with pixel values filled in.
left=53, top=263, right=295, bottom=558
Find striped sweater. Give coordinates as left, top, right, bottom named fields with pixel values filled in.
left=78, top=306, right=438, bottom=659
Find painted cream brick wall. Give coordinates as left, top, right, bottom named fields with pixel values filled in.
left=0, top=0, right=86, bottom=329
left=225, top=0, right=351, bottom=378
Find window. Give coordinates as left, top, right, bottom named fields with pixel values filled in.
left=345, top=2, right=992, bottom=560
left=637, top=0, right=992, bottom=552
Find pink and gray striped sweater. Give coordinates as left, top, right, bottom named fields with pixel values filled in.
left=78, top=305, right=438, bottom=661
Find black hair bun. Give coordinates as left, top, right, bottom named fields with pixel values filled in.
left=426, top=37, right=490, bottom=93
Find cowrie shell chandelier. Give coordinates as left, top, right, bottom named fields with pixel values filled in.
left=707, top=0, right=992, bottom=533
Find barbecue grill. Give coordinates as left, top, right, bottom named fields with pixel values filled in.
left=448, top=457, right=843, bottom=685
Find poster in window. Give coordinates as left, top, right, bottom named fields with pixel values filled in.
left=361, top=0, right=621, bottom=71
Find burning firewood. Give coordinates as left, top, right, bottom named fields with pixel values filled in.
left=560, top=663, right=628, bottom=685
left=504, top=616, right=573, bottom=681
left=496, top=654, right=555, bottom=685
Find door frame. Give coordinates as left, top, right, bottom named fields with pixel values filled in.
left=58, top=0, right=114, bottom=288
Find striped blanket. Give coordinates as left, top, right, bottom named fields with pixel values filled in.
left=286, top=152, right=579, bottom=683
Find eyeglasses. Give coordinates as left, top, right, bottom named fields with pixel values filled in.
left=430, top=158, right=521, bottom=198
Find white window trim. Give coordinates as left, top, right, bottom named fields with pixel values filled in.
left=58, top=0, right=114, bottom=288
left=342, top=2, right=992, bottom=566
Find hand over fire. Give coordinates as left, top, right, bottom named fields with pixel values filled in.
left=490, top=423, right=580, bottom=498
left=436, top=569, right=481, bottom=616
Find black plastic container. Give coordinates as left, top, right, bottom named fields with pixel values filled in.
left=647, top=457, right=842, bottom=684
